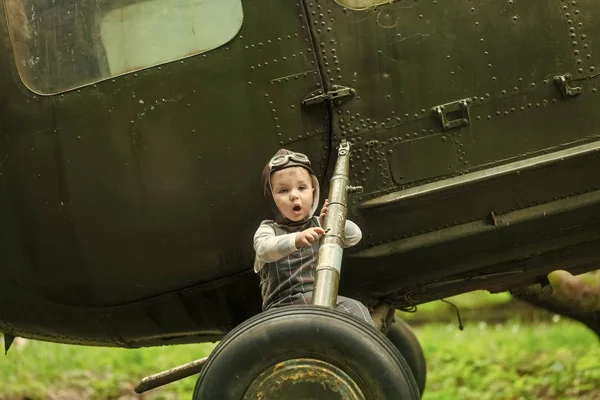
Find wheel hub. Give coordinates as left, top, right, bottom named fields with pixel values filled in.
left=243, top=358, right=366, bottom=400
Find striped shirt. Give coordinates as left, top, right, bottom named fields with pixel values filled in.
left=253, top=216, right=362, bottom=311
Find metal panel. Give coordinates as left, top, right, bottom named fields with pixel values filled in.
left=314, top=0, right=572, bottom=138
left=389, top=133, right=459, bottom=184
left=304, top=0, right=600, bottom=194
left=0, top=0, right=330, bottom=307
left=560, top=0, right=600, bottom=78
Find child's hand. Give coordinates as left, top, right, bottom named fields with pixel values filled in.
left=295, top=227, right=325, bottom=248
left=319, top=199, right=329, bottom=227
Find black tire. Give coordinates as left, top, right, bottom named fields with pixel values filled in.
left=193, top=306, right=420, bottom=400
left=386, top=319, right=427, bottom=397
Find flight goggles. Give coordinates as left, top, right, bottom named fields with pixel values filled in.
left=268, top=151, right=311, bottom=170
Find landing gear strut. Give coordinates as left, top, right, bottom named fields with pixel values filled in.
left=137, top=141, right=421, bottom=399
left=193, top=141, right=419, bottom=399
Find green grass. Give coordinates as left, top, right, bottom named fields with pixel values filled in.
left=416, top=319, right=600, bottom=400
left=2, top=319, right=598, bottom=399
left=0, top=341, right=215, bottom=399
left=401, top=290, right=513, bottom=320
left=1, top=290, right=598, bottom=400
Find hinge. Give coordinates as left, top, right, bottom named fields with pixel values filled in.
left=554, top=73, right=582, bottom=97
left=432, top=98, right=472, bottom=130
left=302, top=85, right=355, bottom=106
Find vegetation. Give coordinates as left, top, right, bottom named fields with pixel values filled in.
left=417, top=319, right=599, bottom=400
left=0, top=340, right=214, bottom=399
left=1, top=292, right=598, bottom=399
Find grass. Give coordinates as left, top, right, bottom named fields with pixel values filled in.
left=416, top=319, right=600, bottom=400
left=0, top=341, right=215, bottom=399
left=401, top=290, right=513, bottom=321
left=1, top=292, right=598, bottom=399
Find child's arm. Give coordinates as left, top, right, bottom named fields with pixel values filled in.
left=254, top=222, right=325, bottom=272
left=343, top=220, right=362, bottom=248
left=254, top=223, right=298, bottom=268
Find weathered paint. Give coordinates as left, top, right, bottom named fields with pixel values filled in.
left=0, top=0, right=599, bottom=347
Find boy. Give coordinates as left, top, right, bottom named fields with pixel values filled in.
left=253, top=149, right=374, bottom=326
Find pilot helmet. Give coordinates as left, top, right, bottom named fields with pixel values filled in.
left=261, top=149, right=320, bottom=225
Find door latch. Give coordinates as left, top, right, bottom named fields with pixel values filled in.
left=432, top=98, right=472, bottom=130
left=302, top=86, right=355, bottom=106
left=554, top=74, right=582, bottom=97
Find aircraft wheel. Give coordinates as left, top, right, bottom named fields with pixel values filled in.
left=192, top=305, right=420, bottom=400
left=386, top=318, right=427, bottom=397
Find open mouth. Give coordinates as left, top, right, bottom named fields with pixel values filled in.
left=293, top=205, right=302, bottom=212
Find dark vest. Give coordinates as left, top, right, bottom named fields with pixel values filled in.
left=257, top=217, right=319, bottom=311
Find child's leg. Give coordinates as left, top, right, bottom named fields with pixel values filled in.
left=335, top=296, right=375, bottom=327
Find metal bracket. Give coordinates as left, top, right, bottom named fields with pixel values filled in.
left=302, top=86, right=355, bottom=106
left=554, top=74, right=582, bottom=97
left=338, top=139, right=350, bottom=156
left=432, top=98, right=471, bottom=130
left=135, top=356, right=208, bottom=393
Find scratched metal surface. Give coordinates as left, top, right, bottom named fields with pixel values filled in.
left=1, top=0, right=600, bottom=347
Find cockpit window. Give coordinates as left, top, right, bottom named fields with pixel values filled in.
left=335, top=0, right=397, bottom=10
left=5, top=0, right=243, bottom=95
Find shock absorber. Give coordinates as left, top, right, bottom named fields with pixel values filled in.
left=312, top=140, right=361, bottom=308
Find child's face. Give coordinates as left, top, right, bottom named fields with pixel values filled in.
left=270, top=167, right=314, bottom=222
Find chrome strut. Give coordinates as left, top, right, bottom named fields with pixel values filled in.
left=312, top=140, right=359, bottom=308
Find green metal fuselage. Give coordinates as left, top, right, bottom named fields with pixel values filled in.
left=1, top=0, right=600, bottom=347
